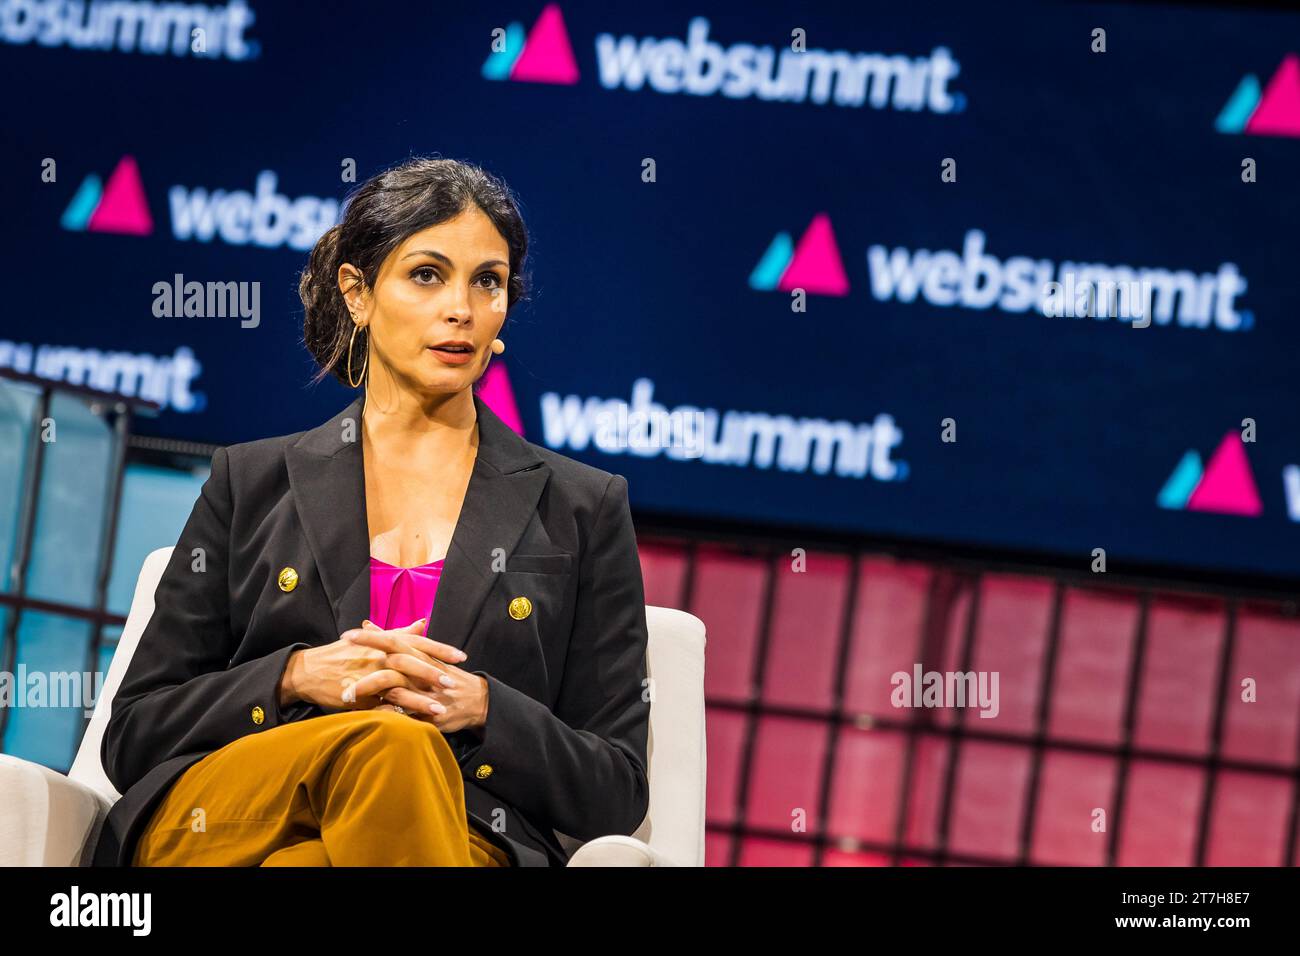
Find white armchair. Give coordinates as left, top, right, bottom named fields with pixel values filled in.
left=0, top=546, right=707, bottom=867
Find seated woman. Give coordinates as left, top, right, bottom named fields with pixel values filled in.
left=92, top=156, right=652, bottom=868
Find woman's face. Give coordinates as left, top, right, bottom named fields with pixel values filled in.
left=340, top=205, right=510, bottom=395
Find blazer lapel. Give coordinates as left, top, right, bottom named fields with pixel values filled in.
left=425, top=393, right=551, bottom=657
left=284, top=390, right=551, bottom=655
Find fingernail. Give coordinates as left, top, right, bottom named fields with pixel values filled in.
left=456, top=651, right=468, bottom=661
left=440, top=675, right=455, bottom=688
left=429, top=701, right=446, bottom=715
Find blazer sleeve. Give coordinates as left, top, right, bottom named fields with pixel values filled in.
left=446, top=473, right=652, bottom=841
left=101, top=445, right=319, bottom=796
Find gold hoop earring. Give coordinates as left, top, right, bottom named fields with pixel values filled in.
left=346, top=321, right=368, bottom=389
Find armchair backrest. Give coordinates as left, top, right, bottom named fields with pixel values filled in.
left=68, top=547, right=173, bottom=803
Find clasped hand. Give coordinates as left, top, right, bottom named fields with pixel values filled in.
left=284, top=618, right=489, bottom=733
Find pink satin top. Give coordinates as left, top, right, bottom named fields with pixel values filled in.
left=369, top=556, right=445, bottom=634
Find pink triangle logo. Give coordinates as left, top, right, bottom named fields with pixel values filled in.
left=1245, top=53, right=1300, bottom=136
left=776, top=213, right=850, bottom=296
left=1186, top=431, right=1263, bottom=516
left=87, top=156, right=153, bottom=235
left=510, top=4, right=579, bottom=84
left=477, top=362, right=525, bottom=435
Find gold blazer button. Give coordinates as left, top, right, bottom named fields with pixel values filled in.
left=251, top=706, right=265, bottom=725
left=277, top=567, right=299, bottom=592
left=508, top=596, right=532, bottom=620
left=475, top=764, right=494, bottom=779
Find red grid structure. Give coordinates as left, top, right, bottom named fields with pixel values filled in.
left=635, top=537, right=1300, bottom=867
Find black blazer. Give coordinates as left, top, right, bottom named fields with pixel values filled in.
left=92, top=391, right=651, bottom=867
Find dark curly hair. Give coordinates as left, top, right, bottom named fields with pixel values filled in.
left=299, top=156, right=530, bottom=387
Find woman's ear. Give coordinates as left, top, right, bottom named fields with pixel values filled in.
left=338, top=262, right=369, bottom=319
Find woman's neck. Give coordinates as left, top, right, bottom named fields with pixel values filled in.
left=361, top=385, right=477, bottom=447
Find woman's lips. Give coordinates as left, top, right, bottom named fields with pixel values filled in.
left=427, top=345, right=475, bottom=366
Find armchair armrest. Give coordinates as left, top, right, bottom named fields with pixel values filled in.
left=0, top=754, right=110, bottom=866
left=565, top=834, right=681, bottom=867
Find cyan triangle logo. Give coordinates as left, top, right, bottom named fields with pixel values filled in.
left=749, top=213, right=849, bottom=296
left=482, top=4, right=579, bottom=85
left=1216, top=53, right=1300, bottom=137
left=1158, top=432, right=1262, bottom=516
left=61, top=156, right=153, bottom=236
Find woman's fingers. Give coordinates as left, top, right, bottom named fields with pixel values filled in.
left=354, top=632, right=440, bottom=671
left=348, top=669, right=407, bottom=701
left=370, top=628, right=468, bottom=666
left=341, top=627, right=429, bottom=664
left=385, top=651, right=456, bottom=690
left=397, top=632, right=468, bottom=664
left=382, top=684, right=448, bottom=716
left=345, top=626, right=467, bottom=667
left=325, top=626, right=464, bottom=709
left=350, top=668, right=445, bottom=706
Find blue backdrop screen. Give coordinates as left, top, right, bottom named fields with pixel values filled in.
left=4, top=0, right=1299, bottom=583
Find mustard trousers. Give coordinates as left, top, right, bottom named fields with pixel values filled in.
left=132, top=709, right=511, bottom=867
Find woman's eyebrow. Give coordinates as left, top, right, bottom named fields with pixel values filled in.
left=401, top=249, right=508, bottom=270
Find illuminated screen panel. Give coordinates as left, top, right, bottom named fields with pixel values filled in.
left=4, top=1, right=1298, bottom=581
